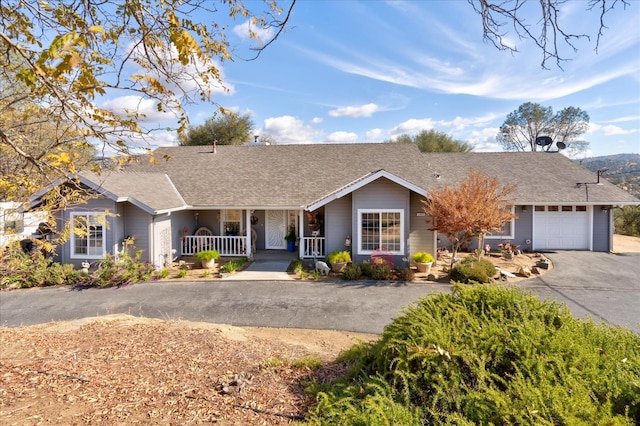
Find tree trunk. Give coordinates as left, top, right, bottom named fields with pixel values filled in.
left=477, top=233, right=485, bottom=260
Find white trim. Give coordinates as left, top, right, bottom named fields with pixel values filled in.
left=70, top=212, right=107, bottom=259
left=307, top=170, right=425, bottom=211
left=356, top=208, right=405, bottom=255
left=485, top=206, right=516, bottom=239
left=532, top=205, right=591, bottom=250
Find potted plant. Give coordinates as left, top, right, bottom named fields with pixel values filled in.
left=196, top=249, right=220, bottom=269
left=326, top=250, right=352, bottom=273
left=284, top=225, right=297, bottom=252
left=412, top=251, right=434, bottom=273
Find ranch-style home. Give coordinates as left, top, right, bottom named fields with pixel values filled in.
left=33, top=143, right=639, bottom=269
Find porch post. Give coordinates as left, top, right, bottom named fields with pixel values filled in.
left=298, top=209, right=304, bottom=258
left=245, top=209, right=252, bottom=258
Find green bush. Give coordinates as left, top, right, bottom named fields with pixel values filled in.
left=360, top=260, right=373, bottom=277
left=396, top=267, right=415, bottom=282
left=0, top=245, right=80, bottom=289
left=220, top=257, right=248, bottom=273
left=195, top=249, right=220, bottom=262
left=307, top=285, right=640, bottom=425
left=615, top=206, right=640, bottom=237
left=326, top=250, right=351, bottom=264
left=370, top=263, right=392, bottom=280
left=412, top=251, right=434, bottom=263
left=450, top=257, right=496, bottom=283
left=341, top=264, right=362, bottom=280
left=78, top=250, right=155, bottom=288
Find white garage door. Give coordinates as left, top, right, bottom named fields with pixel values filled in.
left=533, top=206, right=589, bottom=250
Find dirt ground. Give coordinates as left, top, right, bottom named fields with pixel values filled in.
left=0, top=315, right=375, bottom=425
left=1, top=235, right=638, bottom=424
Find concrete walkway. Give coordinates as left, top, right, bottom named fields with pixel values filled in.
left=224, top=250, right=296, bottom=281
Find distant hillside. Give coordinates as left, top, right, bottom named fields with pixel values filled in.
left=579, top=154, right=640, bottom=199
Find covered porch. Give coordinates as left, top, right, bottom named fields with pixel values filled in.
left=179, top=208, right=327, bottom=259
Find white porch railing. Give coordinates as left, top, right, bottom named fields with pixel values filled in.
left=302, top=236, right=326, bottom=258
left=182, top=235, right=247, bottom=257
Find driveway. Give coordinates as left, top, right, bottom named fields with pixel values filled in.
left=0, top=251, right=638, bottom=333
left=520, top=251, right=640, bottom=332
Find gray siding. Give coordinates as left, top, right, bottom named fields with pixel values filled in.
left=194, top=210, right=220, bottom=235
left=56, top=198, right=118, bottom=268
left=171, top=210, right=194, bottom=257
left=408, top=192, right=436, bottom=259
left=122, top=203, right=151, bottom=263
left=351, top=177, right=410, bottom=265
left=593, top=205, right=612, bottom=252
left=513, top=206, right=533, bottom=251
left=432, top=205, right=531, bottom=253
left=325, top=194, right=352, bottom=254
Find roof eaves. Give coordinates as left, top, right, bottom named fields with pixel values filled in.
left=29, top=174, right=121, bottom=209
left=306, top=169, right=427, bottom=211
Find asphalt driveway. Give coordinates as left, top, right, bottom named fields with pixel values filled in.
left=1, top=251, right=638, bottom=333
left=520, top=251, right=640, bottom=332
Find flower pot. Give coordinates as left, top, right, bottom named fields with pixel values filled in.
left=201, top=259, right=216, bottom=269
left=287, top=240, right=295, bottom=252
left=416, top=261, right=433, bottom=273
left=331, top=261, right=347, bottom=273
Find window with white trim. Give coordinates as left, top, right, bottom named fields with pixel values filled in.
left=357, top=209, right=404, bottom=254
left=485, top=206, right=515, bottom=239
left=2, top=209, right=24, bottom=234
left=221, top=209, right=242, bottom=236
left=71, top=212, right=106, bottom=258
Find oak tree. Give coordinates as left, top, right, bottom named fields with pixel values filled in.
left=422, top=170, right=516, bottom=268
left=394, top=130, right=473, bottom=153
left=181, top=112, right=254, bottom=146
left=497, top=102, right=590, bottom=155
left=468, top=0, right=631, bottom=68
left=0, top=0, right=295, bottom=206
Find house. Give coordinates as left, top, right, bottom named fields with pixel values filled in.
left=0, top=201, right=48, bottom=248
left=33, top=143, right=639, bottom=269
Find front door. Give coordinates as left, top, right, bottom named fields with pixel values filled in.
left=265, top=210, right=287, bottom=249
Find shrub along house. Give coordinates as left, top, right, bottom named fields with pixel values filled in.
left=34, top=143, right=639, bottom=269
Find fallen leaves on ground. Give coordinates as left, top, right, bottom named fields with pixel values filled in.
left=1, top=316, right=373, bottom=425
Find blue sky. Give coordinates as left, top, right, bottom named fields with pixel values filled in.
left=120, top=1, right=640, bottom=158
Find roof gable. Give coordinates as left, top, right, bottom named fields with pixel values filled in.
left=306, top=169, right=426, bottom=211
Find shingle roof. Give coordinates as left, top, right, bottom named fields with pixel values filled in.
left=123, top=143, right=431, bottom=208
left=78, top=171, right=187, bottom=213
left=422, top=152, right=639, bottom=204
left=95, top=143, right=638, bottom=209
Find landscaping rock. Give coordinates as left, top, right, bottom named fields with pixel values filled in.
left=537, top=259, right=550, bottom=269
left=518, top=266, right=532, bottom=277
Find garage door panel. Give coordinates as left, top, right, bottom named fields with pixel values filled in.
left=534, top=208, right=589, bottom=250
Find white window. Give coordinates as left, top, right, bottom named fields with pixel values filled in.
left=221, top=209, right=242, bottom=236
left=2, top=210, right=24, bottom=234
left=357, top=209, right=404, bottom=254
left=70, top=212, right=106, bottom=259
left=485, top=206, right=515, bottom=239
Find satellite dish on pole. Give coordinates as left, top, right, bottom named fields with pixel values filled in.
left=556, top=141, right=566, bottom=150
left=535, top=136, right=553, bottom=147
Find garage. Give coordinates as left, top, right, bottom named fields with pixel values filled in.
left=533, top=205, right=590, bottom=250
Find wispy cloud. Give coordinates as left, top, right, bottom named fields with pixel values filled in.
left=328, top=103, right=380, bottom=118
left=233, top=20, right=274, bottom=45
